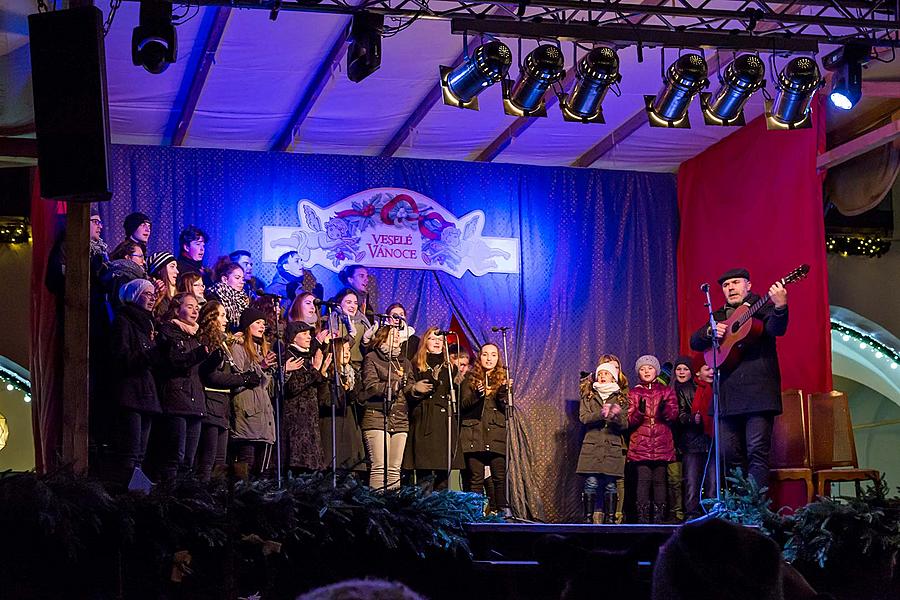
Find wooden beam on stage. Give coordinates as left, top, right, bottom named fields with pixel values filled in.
left=165, top=7, right=232, bottom=147
left=271, top=25, right=350, bottom=152
left=817, top=117, right=900, bottom=171
left=862, top=81, right=900, bottom=99
left=0, top=137, right=38, bottom=158
left=472, top=68, right=577, bottom=163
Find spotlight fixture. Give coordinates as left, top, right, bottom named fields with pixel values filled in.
left=824, top=44, right=869, bottom=111
left=131, top=0, right=176, bottom=74
left=766, top=56, right=822, bottom=130
left=503, top=44, right=566, bottom=117
left=560, top=46, right=621, bottom=124
left=347, top=12, right=384, bottom=83
left=645, top=53, right=708, bottom=128
left=440, top=41, right=512, bottom=110
left=701, top=54, right=765, bottom=126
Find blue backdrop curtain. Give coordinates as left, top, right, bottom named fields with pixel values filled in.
left=99, top=145, right=679, bottom=522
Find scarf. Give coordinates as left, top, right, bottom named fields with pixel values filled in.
left=209, top=282, right=250, bottom=326
left=340, top=363, right=356, bottom=390
left=90, top=237, right=108, bottom=260
left=593, top=381, right=621, bottom=402
left=171, top=318, right=199, bottom=336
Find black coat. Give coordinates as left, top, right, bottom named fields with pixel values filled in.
left=360, top=349, right=415, bottom=433
left=283, top=345, right=325, bottom=470
left=672, top=380, right=711, bottom=454
left=689, top=293, right=788, bottom=417
left=459, top=378, right=508, bottom=456
left=109, top=303, right=163, bottom=414
left=318, top=364, right=366, bottom=471
left=403, top=354, right=464, bottom=470
left=198, top=348, right=246, bottom=429
left=156, top=322, right=209, bottom=417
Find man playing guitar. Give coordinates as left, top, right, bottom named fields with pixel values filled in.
left=690, top=267, right=789, bottom=491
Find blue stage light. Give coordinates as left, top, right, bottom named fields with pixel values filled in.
left=824, top=44, right=869, bottom=111
left=645, top=53, right=708, bottom=129
left=766, top=57, right=822, bottom=129
left=701, top=54, right=765, bottom=126
left=561, top=47, right=621, bottom=124
left=440, top=41, right=512, bottom=110
left=503, top=44, right=566, bottom=117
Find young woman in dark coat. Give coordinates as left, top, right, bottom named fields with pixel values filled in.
left=196, top=301, right=260, bottom=481
left=460, top=343, right=510, bottom=514
left=109, top=279, right=162, bottom=484
left=404, top=327, right=464, bottom=491
left=360, top=325, right=430, bottom=491
left=282, top=321, right=327, bottom=472
left=318, top=336, right=366, bottom=473
left=155, top=292, right=210, bottom=482
left=671, top=356, right=714, bottom=520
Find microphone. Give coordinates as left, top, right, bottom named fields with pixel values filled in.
left=491, top=326, right=510, bottom=332
left=700, top=283, right=710, bottom=293
left=434, top=330, right=454, bottom=336
left=314, top=299, right=339, bottom=309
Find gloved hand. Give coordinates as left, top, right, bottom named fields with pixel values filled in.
left=242, top=371, right=261, bottom=389
left=657, top=397, right=667, bottom=417
left=638, top=398, right=647, bottom=413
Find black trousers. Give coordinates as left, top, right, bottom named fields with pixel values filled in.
left=683, top=450, right=713, bottom=517
left=159, top=415, right=202, bottom=483
left=634, top=461, right=667, bottom=506
left=415, top=469, right=450, bottom=492
left=719, top=413, right=774, bottom=489
left=114, top=409, right=154, bottom=484
left=195, top=423, right=228, bottom=482
left=462, top=452, right=507, bottom=509
left=230, top=440, right=270, bottom=476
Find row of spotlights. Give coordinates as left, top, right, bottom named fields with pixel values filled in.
left=441, top=42, right=824, bottom=129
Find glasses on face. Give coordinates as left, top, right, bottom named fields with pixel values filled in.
left=129, top=253, right=145, bottom=260
left=90, top=218, right=102, bottom=225
left=139, top=291, right=155, bottom=300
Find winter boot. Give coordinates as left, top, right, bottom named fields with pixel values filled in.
left=652, top=502, right=669, bottom=525
left=667, top=461, right=685, bottom=522
left=636, top=501, right=652, bottom=524
left=582, top=492, right=596, bottom=524
left=591, top=511, right=605, bottom=524
left=603, top=482, right=619, bottom=524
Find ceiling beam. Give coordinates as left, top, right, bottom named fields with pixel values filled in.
left=472, top=69, right=577, bottom=163
left=861, top=81, right=900, bottom=99
left=271, top=24, right=350, bottom=152
left=164, top=7, right=232, bottom=147
left=817, top=117, right=900, bottom=171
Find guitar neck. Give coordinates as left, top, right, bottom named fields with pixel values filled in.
left=736, top=293, right=771, bottom=327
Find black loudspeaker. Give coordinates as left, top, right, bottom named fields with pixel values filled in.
left=28, top=6, right=112, bottom=202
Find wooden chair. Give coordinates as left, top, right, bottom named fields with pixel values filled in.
left=807, top=391, right=881, bottom=498
left=769, top=389, right=814, bottom=504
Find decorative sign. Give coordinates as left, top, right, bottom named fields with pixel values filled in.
left=262, top=188, right=519, bottom=277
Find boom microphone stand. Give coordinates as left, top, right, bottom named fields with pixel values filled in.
left=383, top=320, right=399, bottom=493
left=493, top=325, right=514, bottom=516
left=324, top=305, right=341, bottom=488
left=271, top=296, right=285, bottom=489
left=440, top=332, right=458, bottom=476
left=701, top=283, right=724, bottom=515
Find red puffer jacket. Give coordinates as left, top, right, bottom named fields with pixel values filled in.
left=627, top=382, right=678, bottom=462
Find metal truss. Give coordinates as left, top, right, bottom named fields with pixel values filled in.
left=168, top=0, right=900, bottom=50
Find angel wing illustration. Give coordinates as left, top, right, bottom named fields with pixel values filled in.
left=462, top=215, right=480, bottom=240
left=303, top=204, right=322, bottom=232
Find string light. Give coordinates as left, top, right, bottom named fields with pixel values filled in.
left=0, top=361, right=31, bottom=404
left=0, top=217, right=30, bottom=245
left=831, top=320, right=900, bottom=372
left=826, top=234, right=891, bottom=258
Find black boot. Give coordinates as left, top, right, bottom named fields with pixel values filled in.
left=652, top=502, right=669, bottom=525
left=636, top=501, right=651, bottom=524
left=582, top=492, right=596, bottom=524
left=603, top=483, right=618, bottom=525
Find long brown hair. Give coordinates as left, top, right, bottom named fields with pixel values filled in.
left=466, top=343, right=507, bottom=394
left=413, top=327, right=444, bottom=372
left=178, top=272, right=204, bottom=297
left=198, top=300, right=226, bottom=349
left=288, top=291, right=318, bottom=323
left=239, top=314, right=270, bottom=364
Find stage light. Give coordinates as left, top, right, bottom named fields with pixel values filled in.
left=824, top=44, right=869, bottom=111
left=701, top=54, right=765, bottom=126
left=766, top=57, right=822, bottom=130
left=645, top=53, right=708, bottom=128
left=503, top=44, right=566, bottom=117
left=347, top=13, right=384, bottom=83
left=560, top=46, right=621, bottom=124
left=132, top=0, right=176, bottom=74
left=440, top=41, right=512, bottom=110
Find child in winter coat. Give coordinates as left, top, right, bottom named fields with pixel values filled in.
left=627, top=354, right=678, bottom=524
left=576, top=358, right=630, bottom=524
left=672, top=356, right=714, bottom=520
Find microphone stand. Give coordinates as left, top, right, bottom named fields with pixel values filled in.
left=383, top=319, right=397, bottom=493
left=441, top=334, right=457, bottom=477
left=496, top=326, right=514, bottom=517
left=696, top=285, right=724, bottom=519
left=325, top=305, right=341, bottom=488
left=272, top=296, right=285, bottom=488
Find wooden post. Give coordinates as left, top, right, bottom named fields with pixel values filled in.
left=61, top=201, right=91, bottom=473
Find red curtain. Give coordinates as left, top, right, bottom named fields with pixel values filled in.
left=676, top=98, right=832, bottom=396
left=29, top=174, right=65, bottom=473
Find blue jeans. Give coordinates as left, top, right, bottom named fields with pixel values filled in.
left=719, top=414, right=774, bottom=489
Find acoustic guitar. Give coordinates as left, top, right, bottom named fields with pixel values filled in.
left=704, top=264, right=810, bottom=370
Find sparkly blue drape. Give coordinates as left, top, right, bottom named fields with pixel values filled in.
left=103, top=145, right=679, bottom=522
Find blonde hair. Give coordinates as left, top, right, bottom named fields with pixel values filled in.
left=413, top=327, right=444, bottom=372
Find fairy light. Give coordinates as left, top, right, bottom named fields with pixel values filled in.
left=826, top=234, right=891, bottom=258
left=0, top=362, right=31, bottom=404
left=831, top=320, right=900, bottom=372
left=0, top=217, right=30, bottom=245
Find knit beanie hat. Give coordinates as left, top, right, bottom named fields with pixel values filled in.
left=119, top=278, right=155, bottom=306
left=147, top=251, right=176, bottom=277
left=673, top=355, right=693, bottom=372
left=635, top=354, right=661, bottom=375
left=285, top=320, right=315, bottom=345
left=596, top=361, right=620, bottom=382
left=239, top=307, right=268, bottom=332
left=124, top=212, right=151, bottom=237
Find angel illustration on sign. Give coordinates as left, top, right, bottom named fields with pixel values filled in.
left=269, top=203, right=363, bottom=266
left=421, top=214, right=510, bottom=274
